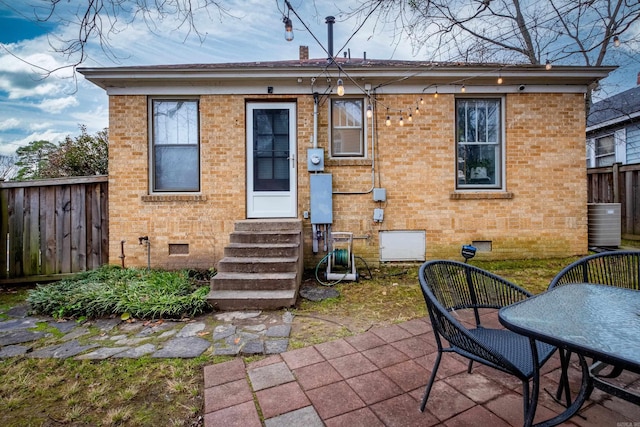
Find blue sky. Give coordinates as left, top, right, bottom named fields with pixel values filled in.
left=0, top=1, right=638, bottom=156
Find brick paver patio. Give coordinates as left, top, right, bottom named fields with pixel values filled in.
left=204, top=316, right=640, bottom=426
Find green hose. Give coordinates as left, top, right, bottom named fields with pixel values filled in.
left=314, top=250, right=350, bottom=287
left=333, top=248, right=350, bottom=266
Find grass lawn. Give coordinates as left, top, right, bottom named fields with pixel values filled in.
left=1, top=250, right=637, bottom=426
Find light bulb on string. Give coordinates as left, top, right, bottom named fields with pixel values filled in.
left=420, top=97, right=424, bottom=105
left=613, top=36, right=621, bottom=47
left=385, top=115, right=391, bottom=127
left=545, top=59, right=552, bottom=70
left=366, top=104, right=373, bottom=119
left=408, top=113, right=413, bottom=123
left=415, top=104, right=420, bottom=115
left=434, top=87, right=438, bottom=98
left=283, top=17, right=294, bottom=42
left=497, top=75, right=503, bottom=85
left=399, top=116, right=404, bottom=127
left=337, top=79, right=345, bottom=96
left=461, top=85, right=466, bottom=93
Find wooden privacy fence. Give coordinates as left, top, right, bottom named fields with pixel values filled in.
left=588, top=163, right=640, bottom=238
left=0, top=176, right=108, bottom=283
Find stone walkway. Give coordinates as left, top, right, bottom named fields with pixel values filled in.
left=0, top=304, right=293, bottom=359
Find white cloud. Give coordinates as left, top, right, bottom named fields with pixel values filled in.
left=0, top=39, right=76, bottom=100
left=29, top=121, right=54, bottom=131
left=0, top=118, right=20, bottom=131
left=71, top=103, right=108, bottom=131
left=0, top=129, right=67, bottom=156
left=36, top=96, right=79, bottom=113
left=13, top=129, right=68, bottom=146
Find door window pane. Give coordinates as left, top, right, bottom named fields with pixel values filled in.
left=151, top=100, right=200, bottom=192
left=253, top=109, right=290, bottom=191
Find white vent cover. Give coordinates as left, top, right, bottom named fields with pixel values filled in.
left=379, top=230, right=426, bottom=261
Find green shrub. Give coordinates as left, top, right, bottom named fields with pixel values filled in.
left=27, top=265, right=211, bottom=320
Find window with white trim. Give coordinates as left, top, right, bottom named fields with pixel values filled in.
left=331, top=98, right=364, bottom=157
left=150, top=99, right=200, bottom=192
left=456, top=98, right=502, bottom=189
left=595, top=134, right=615, bottom=167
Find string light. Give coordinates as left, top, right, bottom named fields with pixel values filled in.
left=281, top=0, right=580, bottom=134
left=283, top=17, right=294, bottom=41
left=337, top=78, right=345, bottom=96
left=285, top=2, right=572, bottom=130
left=613, top=36, right=620, bottom=47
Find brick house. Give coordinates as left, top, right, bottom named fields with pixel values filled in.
left=79, top=50, right=613, bottom=308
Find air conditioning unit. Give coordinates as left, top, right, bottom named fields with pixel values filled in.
left=588, top=203, right=621, bottom=247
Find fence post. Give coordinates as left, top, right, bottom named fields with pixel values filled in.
left=0, top=178, right=7, bottom=279
left=613, top=162, right=620, bottom=203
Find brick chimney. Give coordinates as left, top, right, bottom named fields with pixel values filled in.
left=299, top=46, right=309, bottom=61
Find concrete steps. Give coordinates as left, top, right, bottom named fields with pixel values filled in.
left=207, top=219, right=303, bottom=310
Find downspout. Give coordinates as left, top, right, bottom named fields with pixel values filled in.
left=313, top=92, right=319, bottom=148
left=312, top=91, right=320, bottom=253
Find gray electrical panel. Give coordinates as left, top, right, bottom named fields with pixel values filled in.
left=310, top=174, right=333, bottom=224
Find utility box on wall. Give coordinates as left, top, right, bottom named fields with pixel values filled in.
left=379, top=230, right=426, bottom=261
left=307, top=148, right=325, bottom=172
left=310, top=174, right=332, bottom=224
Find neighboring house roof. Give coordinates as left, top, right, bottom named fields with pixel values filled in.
left=587, top=85, right=640, bottom=131
left=78, top=58, right=615, bottom=96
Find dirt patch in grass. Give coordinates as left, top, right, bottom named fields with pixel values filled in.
left=289, top=257, right=583, bottom=346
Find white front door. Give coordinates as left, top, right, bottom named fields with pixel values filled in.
left=246, top=102, right=297, bottom=218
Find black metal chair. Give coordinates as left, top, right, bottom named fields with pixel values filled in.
left=548, top=250, right=640, bottom=405
left=549, top=250, right=640, bottom=290
left=419, top=260, right=557, bottom=420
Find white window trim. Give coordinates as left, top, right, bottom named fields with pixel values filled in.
left=454, top=96, right=506, bottom=191
left=615, top=128, right=626, bottom=164
left=593, top=133, right=616, bottom=168
left=586, top=137, right=595, bottom=167
left=329, top=97, right=368, bottom=159
left=148, top=96, right=202, bottom=194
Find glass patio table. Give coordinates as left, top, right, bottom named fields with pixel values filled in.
left=499, top=283, right=640, bottom=427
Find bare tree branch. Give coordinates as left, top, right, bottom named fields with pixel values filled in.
left=11, top=0, right=231, bottom=73
left=347, top=0, right=640, bottom=66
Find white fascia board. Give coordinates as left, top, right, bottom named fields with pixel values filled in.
left=80, top=65, right=615, bottom=91
left=104, top=83, right=590, bottom=96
